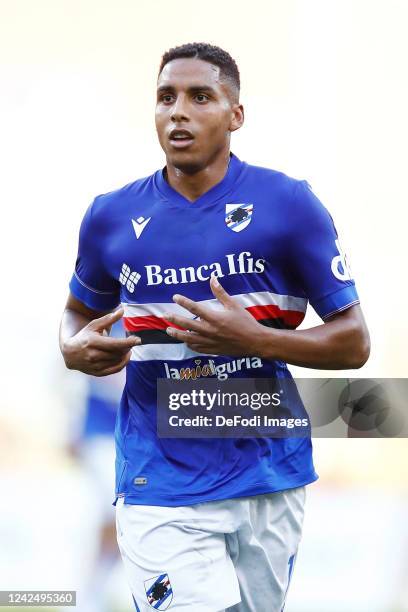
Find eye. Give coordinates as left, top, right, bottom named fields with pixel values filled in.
left=195, top=93, right=209, bottom=103
left=160, top=94, right=174, bottom=104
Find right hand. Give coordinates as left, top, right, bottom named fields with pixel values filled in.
left=62, top=307, right=141, bottom=376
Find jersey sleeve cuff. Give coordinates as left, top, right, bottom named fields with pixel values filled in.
left=69, top=272, right=121, bottom=311
left=311, top=285, right=360, bottom=320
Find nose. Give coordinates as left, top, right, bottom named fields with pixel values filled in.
left=170, top=94, right=189, bottom=123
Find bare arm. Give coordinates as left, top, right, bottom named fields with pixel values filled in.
left=255, top=303, right=370, bottom=369
left=165, top=276, right=370, bottom=370
left=59, top=293, right=140, bottom=376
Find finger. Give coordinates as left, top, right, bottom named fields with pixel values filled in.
left=164, top=313, right=210, bottom=335
left=87, top=348, right=131, bottom=365
left=88, top=306, right=124, bottom=332
left=185, top=335, right=219, bottom=351
left=186, top=344, right=219, bottom=354
left=171, top=294, right=214, bottom=322
left=90, top=333, right=140, bottom=353
left=210, top=275, right=236, bottom=308
left=186, top=341, right=217, bottom=352
left=93, top=352, right=132, bottom=376
left=166, top=327, right=210, bottom=344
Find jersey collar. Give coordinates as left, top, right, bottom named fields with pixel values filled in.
left=154, top=152, right=246, bottom=208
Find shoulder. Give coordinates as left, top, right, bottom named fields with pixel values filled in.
left=90, top=171, right=157, bottom=220
left=243, top=159, right=306, bottom=201
left=243, top=160, right=332, bottom=228
left=247, top=160, right=327, bottom=211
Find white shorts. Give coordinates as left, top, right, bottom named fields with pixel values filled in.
left=116, top=486, right=306, bottom=612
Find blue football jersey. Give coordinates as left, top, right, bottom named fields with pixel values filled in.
left=69, top=153, right=359, bottom=506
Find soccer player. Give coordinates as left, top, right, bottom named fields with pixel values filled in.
left=59, top=43, right=370, bottom=612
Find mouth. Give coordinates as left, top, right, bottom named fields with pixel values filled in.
left=168, top=128, right=195, bottom=149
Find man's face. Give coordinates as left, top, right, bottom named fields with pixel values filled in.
left=155, top=57, right=243, bottom=173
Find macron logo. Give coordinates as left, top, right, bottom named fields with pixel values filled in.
left=132, top=216, right=151, bottom=239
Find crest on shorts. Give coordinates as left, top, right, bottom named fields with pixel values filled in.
left=144, top=573, right=173, bottom=609
left=225, top=203, right=253, bottom=232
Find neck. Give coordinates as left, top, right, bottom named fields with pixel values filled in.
left=165, top=148, right=231, bottom=202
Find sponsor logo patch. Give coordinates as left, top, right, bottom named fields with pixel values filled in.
left=331, top=239, right=353, bottom=281
left=164, top=356, right=263, bottom=381
left=119, top=263, right=141, bottom=293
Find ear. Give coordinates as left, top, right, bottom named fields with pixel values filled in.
left=230, top=103, right=244, bottom=133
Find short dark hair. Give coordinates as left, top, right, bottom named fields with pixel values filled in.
left=159, top=42, right=240, bottom=100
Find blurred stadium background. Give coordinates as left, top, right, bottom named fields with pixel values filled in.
left=0, top=1, right=407, bottom=610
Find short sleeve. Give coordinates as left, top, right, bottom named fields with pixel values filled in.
left=289, top=180, right=360, bottom=320
left=69, top=198, right=121, bottom=311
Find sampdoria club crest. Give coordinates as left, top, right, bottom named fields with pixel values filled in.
left=144, top=573, right=173, bottom=610
left=225, top=203, right=253, bottom=232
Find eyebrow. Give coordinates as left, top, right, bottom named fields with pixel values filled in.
left=157, top=84, right=218, bottom=95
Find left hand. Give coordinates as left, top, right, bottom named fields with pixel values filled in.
left=165, top=275, right=267, bottom=356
